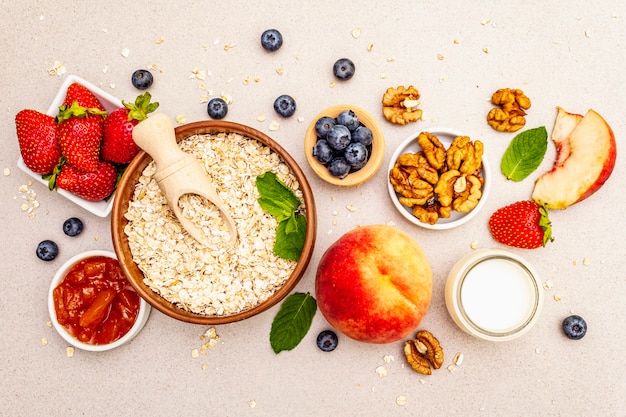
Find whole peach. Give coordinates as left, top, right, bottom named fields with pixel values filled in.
left=315, top=225, right=433, bottom=343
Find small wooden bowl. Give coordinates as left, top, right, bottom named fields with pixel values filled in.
left=111, top=120, right=317, bottom=325
left=304, top=105, right=385, bottom=186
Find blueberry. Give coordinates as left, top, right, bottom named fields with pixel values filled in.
left=273, top=95, right=296, bottom=118
left=63, top=217, right=83, bottom=237
left=316, top=330, right=338, bottom=352
left=207, top=98, right=228, bottom=120
left=352, top=126, right=373, bottom=146
left=312, top=139, right=335, bottom=164
left=261, top=29, right=283, bottom=52
left=336, top=110, right=360, bottom=132
left=327, top=157, right=351, bottom=179
left=36, top=240, right=58, bottom=261
left=333, top=58, right=355, bottom=81
left=326, top=125, right=351, bottom=151
left=344, top=142, right=369, bottom=169
left=314, top=116, right=336, bottom=138
left=562, top=315, right=587, bottom=340
left=131, top=69, right=153, bottom=90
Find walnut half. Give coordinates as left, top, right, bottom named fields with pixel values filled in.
left=382, top=85, right=423, bottom=125
left=403, top=330, right=444, bottom=375
left=487, top=88, right=531, bottom=132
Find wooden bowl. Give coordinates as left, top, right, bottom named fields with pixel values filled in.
left=111, top=120, right=317, bottom=325
left=304, top=105, right=385, bottom=186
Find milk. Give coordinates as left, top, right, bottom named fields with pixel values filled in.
left=460, top=257, right=537, bottom=333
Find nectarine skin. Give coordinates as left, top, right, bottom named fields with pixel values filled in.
left=315, top=225, right=432, bottom=344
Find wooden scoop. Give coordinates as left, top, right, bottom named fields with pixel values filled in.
left=132, top=113, right=237, bottom=246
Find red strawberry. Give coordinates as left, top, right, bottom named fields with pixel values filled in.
left=56, top=160, right=117, bottom=201
left=15, top=109, right=62, bottom=174
left=56, top=102, right=107, bottom=172
left=488, top=200, right=554, bottom=249
left=64, top=83, right=105, bottom=111
left=101, top=92, right=159, bottom=164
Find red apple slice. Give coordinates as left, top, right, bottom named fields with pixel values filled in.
left=532, top=107, right=616, bottom=209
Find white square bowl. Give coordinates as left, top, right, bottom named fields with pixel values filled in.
left=17, top=74, right=123, bottom=217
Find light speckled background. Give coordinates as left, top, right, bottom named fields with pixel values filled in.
left=2, top=1, right=625, bottom=416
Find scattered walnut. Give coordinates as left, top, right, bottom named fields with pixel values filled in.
left=487, top=88, right=531, bottom=132
left=382, top=85, right=423, bottom=125
left=403, top=330, right=444, bottom=375
left=390, top=133, right=485, bottom=225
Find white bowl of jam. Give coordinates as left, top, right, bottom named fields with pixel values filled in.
left=48, top=250, right=151, bottom=351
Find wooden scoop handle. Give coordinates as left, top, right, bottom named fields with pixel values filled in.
left=132, top=113, right=238, bottom=246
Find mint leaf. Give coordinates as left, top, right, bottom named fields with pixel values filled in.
left=270, top=292, right=317, bottom=354
left=256, top=171, right=307, bottom=260
left=501, top=126, right=548, bottom=181
left=274, top=213, right=306, bottom=261
left=256, top=172, right=300, bottom=222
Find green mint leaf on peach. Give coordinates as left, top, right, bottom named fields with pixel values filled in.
left=256, top=171, right=300, bottom=221
left=274, top=213, right=306, bottom=261
left=501, top=126, right=548, bottom=182
left=270, top=292, right=317, bottom=354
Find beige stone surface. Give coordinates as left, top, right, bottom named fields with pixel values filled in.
left=1, top=1, right=625, bottom=416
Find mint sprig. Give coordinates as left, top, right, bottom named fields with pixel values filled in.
left=270, top=292, right=317, bottom=354
left=500, top=126, right=548, bottom=182
left=256, top=171, right=306, bottom=261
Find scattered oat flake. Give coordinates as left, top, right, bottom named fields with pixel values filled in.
left=47, top=61, right=66, bottom=76
left=276, top=66, right=284, bottom=75
left=380, top=72, right=387, bottom=79
left=248, top=400, right=257, bottom=409
left=332, top=210, right=339, bottom=216
left=535, top=347, right=541, bottom=354
left=243, top=76, right=250, bottom=85
left=383, top=355, right=394, bottom=363
left=387, top=56, right=395, bottom=62
left=481, top=18, right=491, bottom=25
left=375, top=366, right=388, bottom=378
left=269, top=120, right=280, bottom=131
left=175, top=115, right=186, bottom=124
left=46, top=321, right=52, bottom=328
left=329, top=81, right=336, bottom=88
left=437, top=54, right=445, bottom=60
left=221, top=94, right=233, bottom=104
left=582, top=258, right=591, bottom=266
left=453, top=352, right=464, bottom=366
left=351, top=28, right=362, bottom=39
left=297, top=116, right=305, bottom=123
left=470, top=240, right=479, bottom=249
left=191, top=349, right=199, bottom=358
left=4, top=168, right=10, bottom=176
left=190, top=68, right=206, bottom=80
left=482, top=47, right=490, bottom=53
left=554, top=294, right=562, bottom=302
left=201, top=364, right=208, bottom=370
left=66, top=347, right=75, bottom=357
left=346, top=205, right=357, bottom=212
left=439, top=77, right=446, bottom=83
left=543, top=280, right=553, bottom=290
left=453, top=39, right=460, bottom=44
left=102, top=65, right=108, bottom=74
left=396, top=396, right=407, bottom=406
left=419, top=379, right=425, bottom=384
left=121, top=48, right=130, bottom=57
left=41, top=338, right=48, bottom=346
left=447, top=364, right=456, bottom=373
left=254, top=76, right=261, bottom=83
left=224, top=43, right=235, bottom=51
left=367, top=44, right=374, bottom=51
left=257, top=113, right=266, bottom=122
left=584, top=29, right=592, bottom=38
left=156, top=37, right=165, bottom=44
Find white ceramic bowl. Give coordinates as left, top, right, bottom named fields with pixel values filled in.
left=387, top=127, right=491, bottom=230
left=17, top=74, right=123, bottom=217
left=48, top=250, right=151, bottom=351
left=445, top=248, right=543, bottom=342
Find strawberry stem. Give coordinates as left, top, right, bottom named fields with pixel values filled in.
left=123, top=92, right=159, bottom=122
left=56, top=102, right=107, bottom=123
left=539, top=203, right=554, bottom=246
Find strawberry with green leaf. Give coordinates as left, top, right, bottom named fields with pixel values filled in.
left=56, top=102, right=107, bottom=173
left=15, top=109, right=62, bottom=175
left=488, top=200, right=554, bottom=249
left=64, top=83, right=106, bottom=112
left=101, top=92, right=159, bottom=164
left=56, top=160, right=117, bottom=201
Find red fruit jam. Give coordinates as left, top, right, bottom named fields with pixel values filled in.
left=53, top=256, right=141, bottom=345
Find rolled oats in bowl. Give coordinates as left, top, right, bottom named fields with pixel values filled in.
left=113, top=121, right=316, bottom=324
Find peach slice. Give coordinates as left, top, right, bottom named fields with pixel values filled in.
left=532, top=107, right=616, bottom=209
